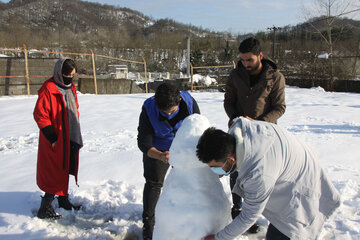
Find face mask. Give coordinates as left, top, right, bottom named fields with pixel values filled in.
left=63, top=76, right=73, bottom=85
left=210, top=159, right=235, bottom=176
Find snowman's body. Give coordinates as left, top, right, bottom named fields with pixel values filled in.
left=153, top=114, right=231, bottom=240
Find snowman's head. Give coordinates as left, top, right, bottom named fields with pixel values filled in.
left=169, top=114, right=211, bottom=169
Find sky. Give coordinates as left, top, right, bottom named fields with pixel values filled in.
left=84, top=0, right=313, bottom=33
left=0, top=0, right=340, bottom=33
left=0, top=86, right=359, bottom=239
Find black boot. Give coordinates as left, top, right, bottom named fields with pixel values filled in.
left=57, top=196, right=81, bottom=210
left=37, top=196, right=61, bottom=219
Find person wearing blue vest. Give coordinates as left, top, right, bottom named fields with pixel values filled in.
left=137, top=83, right=200, bottom=240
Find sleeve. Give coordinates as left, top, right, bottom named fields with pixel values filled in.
left=261, top=72, right=286, bottom=123
left=224, top=73, right=240, bottom=120
left=215, top=171, right=275, bottom=240
left=137, top=106, right=155, bottom=154
left=33, top=88, right=53, bottom=130
left=192, top=97, right=200, bottom=114
left=41, top=125, right=58, bottom=144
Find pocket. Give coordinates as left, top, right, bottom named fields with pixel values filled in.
left=283, top=186, right=320, bottom=226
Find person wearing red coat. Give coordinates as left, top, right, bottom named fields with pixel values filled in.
left=33, top=58, right=83, bottom=219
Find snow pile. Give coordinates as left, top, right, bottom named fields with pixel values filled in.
left=153, top=114, right=231, bottom=240
left=192, top=74, right=217, bottom=86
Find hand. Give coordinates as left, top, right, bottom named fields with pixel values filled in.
left=159, top=151, right=170, bottom=163
left=203, top=234, right=216, bottom=240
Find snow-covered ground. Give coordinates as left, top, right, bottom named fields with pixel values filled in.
left=0, top=86, right=359, bottom=239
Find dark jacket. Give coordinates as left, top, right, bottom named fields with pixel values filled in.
left=137, top=91, right=200, bottom=154
left=224, top=58, right=286, bottom=124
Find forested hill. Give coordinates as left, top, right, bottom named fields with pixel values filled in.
left=0, top=0, right=221, bottom=48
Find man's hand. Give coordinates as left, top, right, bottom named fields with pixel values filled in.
left=203, top=234, right=216, bottom=240
left=147, top=147, right=170, bottom=163
left=159, top=151, right=170, bottom=163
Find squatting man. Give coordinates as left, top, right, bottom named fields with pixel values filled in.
left=196, top=117, right=340, bottom=240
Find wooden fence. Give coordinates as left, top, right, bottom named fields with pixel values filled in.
left=0, top=44, right=148, bottom=95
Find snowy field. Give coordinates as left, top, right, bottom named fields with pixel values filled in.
left=0, top=86, right=359, bottom=240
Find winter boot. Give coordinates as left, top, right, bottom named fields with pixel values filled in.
left=37, top=196, right=61, bottom=219
left=57, top=196, right=81, bottom=211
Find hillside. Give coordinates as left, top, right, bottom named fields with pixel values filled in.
left=0, top=0, right=219, bottom=48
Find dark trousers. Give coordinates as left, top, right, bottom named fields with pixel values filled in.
left=230, top=171, right=242, bottom=209
left=142, top=156, right=169, bottom=238
left=266, top=224, right=290, bottom=240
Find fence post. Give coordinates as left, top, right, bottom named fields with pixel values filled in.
left=90, top=49, right=98, bottom=95
left=190, top=62, right=194, bottom=92
left=23, top=44, right=30, bottom=96
left=143, top=57, right=148, bottom=93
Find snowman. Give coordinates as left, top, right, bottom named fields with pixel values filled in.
left=153, top=114, right=231, bottom=240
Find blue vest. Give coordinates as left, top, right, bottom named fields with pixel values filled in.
left=144, top=91, right=194, bottom=151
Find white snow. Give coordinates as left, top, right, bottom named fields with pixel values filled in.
left=0, top=86, right=359, bottom=239
left=318, top=53, right=330, bottom=59
left=192, top=74, right=217, bottom=86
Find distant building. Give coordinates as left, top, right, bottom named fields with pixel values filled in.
left=108, top=65, right=128, bottom=79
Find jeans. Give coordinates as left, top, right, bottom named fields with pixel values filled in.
left=142, top=155, right=170, bottom=238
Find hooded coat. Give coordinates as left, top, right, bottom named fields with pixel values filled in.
left=215, top=118, right=340, bottom=240
left=224, top=58, right=286, bottom=124
left=33, top=58, right=80, bottom=196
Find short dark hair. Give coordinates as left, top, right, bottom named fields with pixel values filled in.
left=196, top=127, right=236, bottom=164
left=62, top=59, right=77, bottom=76
left=238, top=37, right=262, bottom=55
left=154, top=83, right=180, bottom=111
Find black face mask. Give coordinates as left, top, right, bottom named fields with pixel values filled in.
left=63, top=76, right=73, bottom=85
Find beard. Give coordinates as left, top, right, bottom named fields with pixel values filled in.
left=246, top=57, right=261, bottom=74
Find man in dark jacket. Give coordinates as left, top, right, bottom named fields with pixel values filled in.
left=137, top=83, right=200, bottom=240
left=224, top=37, right=286, bottom=233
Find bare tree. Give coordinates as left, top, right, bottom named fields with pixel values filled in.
left=301, top=0, right=359, bottom=87
left=302, top=0, right=358, bottom=56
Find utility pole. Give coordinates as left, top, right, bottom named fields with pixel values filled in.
left=186, top=36, right=191, bottom=78
left=267, top=26, right=281, bottom=59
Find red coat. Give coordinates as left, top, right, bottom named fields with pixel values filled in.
left=33, top=78, right=80, bottom=196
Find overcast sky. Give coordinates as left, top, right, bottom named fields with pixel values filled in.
left=2, top=0, right=359, bottom=33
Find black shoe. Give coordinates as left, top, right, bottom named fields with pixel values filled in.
left=57, top=196, right=81, bottom=210
left=247, top=223, right=260, bottom=234
left=37, top=196, right=62, bottom=219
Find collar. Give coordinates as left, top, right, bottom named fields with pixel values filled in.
left=228, top=118, right=245, bottom=170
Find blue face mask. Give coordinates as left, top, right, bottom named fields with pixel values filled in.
left=210, top=159, right=235, bottom=176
